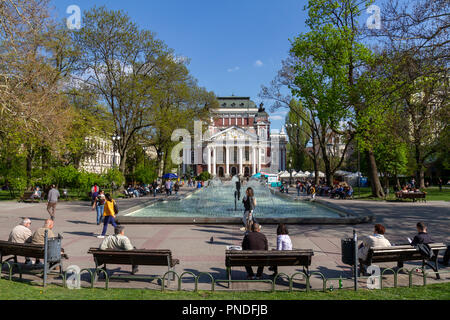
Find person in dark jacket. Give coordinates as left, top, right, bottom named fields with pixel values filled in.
left=411, top=222, right=433, bottom=246
left=242, top=223, right=268, bottom=279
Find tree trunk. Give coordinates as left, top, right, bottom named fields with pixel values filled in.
left=367, top=150, right=385, bottom=198
left=26, top=147, right=33, bottom=189
left=419, top=168, right=425, bottom=189
left=119, top=149, right=127, bottom=176
left=41, top=147, right=50, bottom=171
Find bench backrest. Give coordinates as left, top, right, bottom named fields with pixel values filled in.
left=0, top=240, right=45, bottom=260
left=226, top=250, right=314, bottom=267
left=88, top=248, right=175, bottom=266
left=366, top=243, right=446, bottom=263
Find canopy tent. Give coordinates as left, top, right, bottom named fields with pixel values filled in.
left=308, top=171, right=325, bottom=178
left=279, top=171, right=292, bottom=178
left=335, top=170, right=353, bottom=177
left=162, top=173, right=178, bottom=179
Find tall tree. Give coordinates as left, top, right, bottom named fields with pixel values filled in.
left=285, top=100, right=309, bottom=171
left=370, top=0, right=450, bottom=188
left=72, top=6, right=171, bottom=174
left=293, top=0, right=386, bottom=197
left=0, top=0, right=73, bottom=186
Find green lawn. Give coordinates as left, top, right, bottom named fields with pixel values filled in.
left=0, top=279, right=449, bottom=300
left=353, top=187, right=450, bottom=202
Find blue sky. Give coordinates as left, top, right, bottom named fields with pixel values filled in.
left=51, top=0, right=311, bottom=130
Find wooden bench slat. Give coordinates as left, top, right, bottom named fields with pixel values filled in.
left=88, top=248, right=179, bottom=268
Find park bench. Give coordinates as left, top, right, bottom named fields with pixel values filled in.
left=395, top=192, right=426, bottom=203
left=359, top=243, right=447, bottom=279
left=88, top=248, right=180, bottom=283
left=225, top=249, right=314, bottom=283
left=0, top=239, right=68, bottom=276
left=19, top=191, right=45, bottom=203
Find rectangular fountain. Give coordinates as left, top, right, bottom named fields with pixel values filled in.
left=117, top=178, right=373, bottom=225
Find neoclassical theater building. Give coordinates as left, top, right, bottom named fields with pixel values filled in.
left=183, top=97, right=287, bottom=178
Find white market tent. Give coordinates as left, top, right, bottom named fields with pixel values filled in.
left=294, top=171, right=307, bottom=178
left=335, top=170, right=353, bottom=177
left=309, top=171, right=325, bottom=178
left=279, top=171, right=291, bottom=178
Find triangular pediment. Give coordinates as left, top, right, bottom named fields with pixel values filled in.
left=208, top=126, right=258, bottom=142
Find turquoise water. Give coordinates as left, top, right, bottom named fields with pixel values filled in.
left=126, top=180, right=342, bottom=218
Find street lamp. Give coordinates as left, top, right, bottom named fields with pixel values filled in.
left=357, top=140, right=361, bottom=199
left=289, top=159, right=293, bottom=187
left=111, top=133, right=121, bottom=168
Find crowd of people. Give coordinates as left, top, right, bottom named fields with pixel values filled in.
left=279, top=179, right=353, bottom=200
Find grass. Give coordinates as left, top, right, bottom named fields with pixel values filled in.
left=0, top=279, right=449, bottom=300
left=352, top=187, right=450, bottom=202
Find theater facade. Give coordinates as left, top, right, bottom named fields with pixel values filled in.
left=183, top=97, right=287, bottom=178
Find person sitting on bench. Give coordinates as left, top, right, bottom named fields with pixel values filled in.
left=410, top=222, right=433, bottom=246
left=30, top=187, right=42, bottom=200
left=8, top=218, right=33, bottom=264
left=242, top=223, right=268, bottom=280
left=9, top=218, right=33, bottom=244
left=269, top=223, right=293, bottom=276
left=99, top=226, right=138, bottom=274
left=30, top=219, right=56, bottom=265
left=358, top=224, right=391, bottom=263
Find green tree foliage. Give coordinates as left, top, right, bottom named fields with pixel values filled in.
left=197, top=171, right=211, bottom=182
left=72, top=6, right=172, bottom=174
left=285, top=100, right=309, bottom=171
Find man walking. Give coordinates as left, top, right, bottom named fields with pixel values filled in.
left=47, top=185, right=60, bottom=221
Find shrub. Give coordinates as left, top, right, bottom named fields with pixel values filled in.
left=196, top=171, right=211, bottom=181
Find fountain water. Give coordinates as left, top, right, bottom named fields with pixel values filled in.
left=127, top=178, right=341, bottom=219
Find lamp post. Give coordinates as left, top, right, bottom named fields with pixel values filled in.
left=111, top=133, right=121, bottom=169
left=357, top=140, right=361, bottom=199
left=111, top=133, right=121, bottom=196
left=158, top=150, right=165, bottom=178
left=289, top=159, right=293, bottom=187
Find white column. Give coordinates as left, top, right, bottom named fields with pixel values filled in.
left=226, top=147, right=230, bottom=176
left=207, top=147, right=211, bottom=173
left=212, top=147, right=217, bottom=176
left=252, top=147, right=257, bottom=174
left=239, top=147, right=243, bottom=175
left=258, top=147, right=262, bottom=173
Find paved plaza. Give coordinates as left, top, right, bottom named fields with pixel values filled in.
left=0, top=188, right=449, bottom=291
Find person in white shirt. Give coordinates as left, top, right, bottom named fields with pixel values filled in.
left=8, top=218, right=32, bottom=244
left=269, top=223, right=293, bottom=276
left=8, top=218, right=33, bottom=264
left=99, top=226, right=138, bottom=274
left=358, top=224, right=391, bottom=263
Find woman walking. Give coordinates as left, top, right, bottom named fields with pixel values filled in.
left=92, top=190, right=106, bottom=225
left=241, top=187, right=257, bottom=232
left=97, top=193, right=118, bottom=239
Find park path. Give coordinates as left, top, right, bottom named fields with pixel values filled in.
left=0, top=188, right=449, bottom=290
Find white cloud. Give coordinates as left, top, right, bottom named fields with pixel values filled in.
left=227, top=66, right=240, bottom=72
left=272, top=110, right=288, bottom=116
left=254, top=60, right=264, bottom=67
left=269, top=115, right=283, bottom=121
